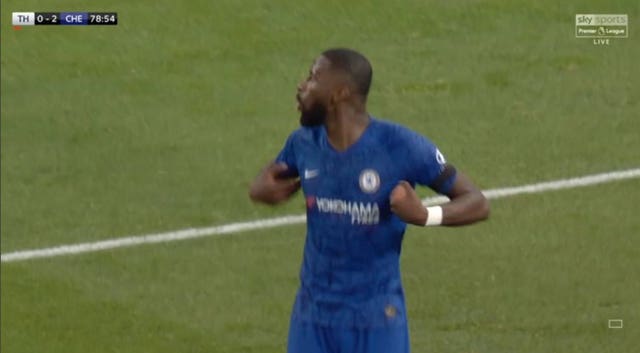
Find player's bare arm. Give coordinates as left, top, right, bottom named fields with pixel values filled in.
left=249, top=162, right=301, bottom=205
left=390, top=165, right=489, bottom=226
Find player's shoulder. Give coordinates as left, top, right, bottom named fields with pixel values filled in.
left=371, top=117, right=435, bottom=148
left=371, top=117, right=412, bottom=136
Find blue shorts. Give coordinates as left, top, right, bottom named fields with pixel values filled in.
left=287, top=320, right=410, bottom=353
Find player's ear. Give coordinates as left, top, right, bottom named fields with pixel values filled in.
left=334, top=85, right=350, bottom=102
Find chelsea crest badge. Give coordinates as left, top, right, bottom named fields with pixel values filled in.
left=359, top=169, right=380, bottom=193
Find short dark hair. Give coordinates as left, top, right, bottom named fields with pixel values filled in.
left=322, top=48, right=373, bottom=99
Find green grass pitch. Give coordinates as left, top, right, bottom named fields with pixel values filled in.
left=2, top=1, right=639, bottom=352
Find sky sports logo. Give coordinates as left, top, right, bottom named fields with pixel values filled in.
left=575, top=14, right=628, bottom=39
left=307, top=196, right=380, bottom=225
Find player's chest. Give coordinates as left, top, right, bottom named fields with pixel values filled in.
left=298, top=149, right=403, bottom=202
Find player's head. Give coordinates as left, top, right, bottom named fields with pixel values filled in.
left=297, top=48, right=373, bottom=126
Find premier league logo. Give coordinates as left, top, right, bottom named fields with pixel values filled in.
left=359, top=169, right=380, bottom=194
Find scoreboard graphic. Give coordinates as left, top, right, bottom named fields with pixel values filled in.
left=12, top=12, right=118, bottom=26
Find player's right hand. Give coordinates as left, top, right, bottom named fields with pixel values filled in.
left=248, top=162, right=301, bottom=205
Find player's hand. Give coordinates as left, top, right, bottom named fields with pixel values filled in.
left=390, top=181, right=428, bottom=226
left=249, top=162, right=301, bottom=205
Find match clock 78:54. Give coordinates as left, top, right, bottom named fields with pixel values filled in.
left=88, top=12, right=117, bottom=25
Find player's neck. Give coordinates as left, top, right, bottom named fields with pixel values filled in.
left=325, top=105, right=370, bottom=152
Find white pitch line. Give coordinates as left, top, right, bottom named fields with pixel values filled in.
left=2, top=168, right=639, bottom=263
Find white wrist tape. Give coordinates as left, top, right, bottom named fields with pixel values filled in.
left=425, top=206, right=443, bottom=226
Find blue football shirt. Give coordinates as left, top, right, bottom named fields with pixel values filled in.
left=276, top=117, right=456, bottom=328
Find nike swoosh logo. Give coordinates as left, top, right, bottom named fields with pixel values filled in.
left=304, top=169, right=319, bottom=179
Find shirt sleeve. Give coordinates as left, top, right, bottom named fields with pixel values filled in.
left=275, top=132, right=299, bottom=177
left=403, top=130, right=456, bottom=194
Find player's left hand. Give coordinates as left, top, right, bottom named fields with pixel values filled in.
left=390, top=181, right=428, bottom=226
